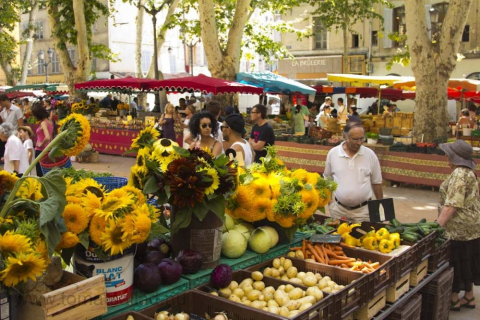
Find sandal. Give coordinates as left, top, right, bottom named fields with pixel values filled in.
left=460, top=296, right=475, bottom=309
left=450, top=300, right=461, bottom=311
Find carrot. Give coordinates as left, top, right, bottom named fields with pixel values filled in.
left=322, top=246, right=329, bottom=264
left=302, top=240, right=306, bottom=258
left=369, top=262, right=380, bottom=269
left=307, top=243, right=322, bottom=263
left=339, top=242, right=355, bottom=248
left=289, top=247, right=302, bottom=251
left=333, top=245, right=343, bottom=251
left=333, top=250, right=345, bottom=255
left=329, top=258, right=356, bottom=265
left=313, top=246, right=325, bottom=263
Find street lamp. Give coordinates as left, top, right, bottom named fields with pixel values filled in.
left=183, top=38, right=201, bottom=76
left=38, top=47, right=54, bottom=83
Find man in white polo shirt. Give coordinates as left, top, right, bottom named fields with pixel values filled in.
left=323, top=122, right=383, bottom=222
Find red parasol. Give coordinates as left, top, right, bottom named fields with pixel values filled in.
left=145, top=74, right=264, bottom=95
left=74, top=77, right=157, bottom=91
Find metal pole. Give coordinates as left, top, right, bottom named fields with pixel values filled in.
left=152, top=15, right=161, bottom=112
left=45, top=61, right=49, bottom=83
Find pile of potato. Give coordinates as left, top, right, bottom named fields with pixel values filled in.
left=210, top=271, right=324, bottom=318
left=263, top=257, right=347, bottom=294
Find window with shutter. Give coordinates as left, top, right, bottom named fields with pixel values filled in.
left=383, top=8, right=393, bottom=49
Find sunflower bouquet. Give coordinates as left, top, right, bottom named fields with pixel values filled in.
left=71, top=100, right=100, bottom=115
left=128, top=129, right=238, bottom=232
left=226, top=146, right=337, bottom=240
left=0, top=114, right=91, bottom=288
left=57, top=177, right=163, bottom=261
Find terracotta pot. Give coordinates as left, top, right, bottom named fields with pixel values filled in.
left=170, top=207, right=223, bottom=269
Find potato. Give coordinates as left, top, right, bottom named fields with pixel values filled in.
left=297, top=272, right=306, bottom=280
left=306, top=287, right=324, bottom=302
left=229, top=281, right=238, bottom=290
left=240, top=279, right=253, bottom=287
left=246, top=289, right=261, bottom=301
left=305, top=258, right=315, bottom=263
left=283, top=259, right=293, bottom=270
left=233, top=288, right=245, bottom=299
left=267, top=299, right=279, bottom=308
left=279, top=306, right=290, bottom=317
left=289, top=310, right=300, bottom=317
left=258, top=294, right=265, bottom=301
left=274, top=292, right=290, bottom=307
left=288, top=288, right=303, bottom=300
left=268, top=306, right=280, bottom=315
left=271, top=268, right=280, bottom=278
left=278, top=266, right=285, bottom=276
left=323, top=276, right=331, bottom=282
left=285, top=299, right=300, bottom=311
left=263, top=307, right=269, bottom=312
left=284, top=284, right=295, bottom=293
left=228, top=294, right=241, bottom=303
left=242, top=284, right=253, bottom=294
left=264, top=292, right=274, bottom=302
left=298, top=295, right=316, bottom=305
left=253, top=281, right=265, bottom=291
left=263, top=267, right=273, bottom=277
left=318, top=279, right=328, bottom=289
left=289, top=277, right=304, bottom=285
left=315, top=273, right=323, bottom=281
left=242, top=300, right=251, bottom=306
left=287, top=251, right=296, bottom=258
left=264, top=286, right=275, bottom=295
left=322, top=287, right=332, bottom=293
left=299, top=302, right=313, bottom=312
left=303, top=275, right=318, bottom=287
left=252, top=271, right=263, bottom=281
left=277, top=285, right=286, bottom=292
left=327, top=281, right=336, bottom=288
left=272, top=258, right=281, bottom=269
left=280, top=257, right=286, bottom=266
left=218, top=287, right=231, bottom=298
left=295, top=250, right=305, bottom=260
left=286, top=266, right=298, bottom=279
left=251, top=300, right=267, bottom=309
left=281, top=275, right=290, bottom=281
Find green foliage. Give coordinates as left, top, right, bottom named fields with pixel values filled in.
left=386, top=32, right=410, bottom=70
left=62, top=167, right=113, bottom=183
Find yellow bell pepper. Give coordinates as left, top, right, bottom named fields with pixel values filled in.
left=379, top=239, right=395, bottom=253
left=363, top=237, right=378, bottom=250
left=390, top=233, right=401, bottom=248
left=356, top=237, right=364, bottom=247
left=337, top=222, right=350, bottom=235
left=375, top=228, right=390, bottom=241
left=342, top=232, right=358, bottom=247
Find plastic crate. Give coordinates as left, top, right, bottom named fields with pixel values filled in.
left=386, top=294, right=422, bottom=320
left=196, top=270, right=336, bottom=320
left=412, top=232, right=436, bottom=267
left=380, top=128, right=393, bottom=135
left=0, top=288, right=19, bottom=320
left=419, top=268, right=453, bottom=320
left=342, top=247, right=395, bottom=299
left=259, top=232, right=306, bottom=261
left=93, top=177, right=128, bottom=192
left=246, top=257, right=369, bottom=319
left=428, top=239, right=451, bottom=271
left=108, top=311, right=151, bottom=320
left=181, top=249, right=261, bottom=289
left=95, top=278, right=189, bottom=319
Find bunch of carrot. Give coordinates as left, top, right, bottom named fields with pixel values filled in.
left=289, top=240, right=381, bottom=273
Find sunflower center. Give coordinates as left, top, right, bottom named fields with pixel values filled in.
left=111, top=226, right=124, bottom=245
left=161, top=139, right=172, bottom=147
left=10, top=262, right=33, bottom=277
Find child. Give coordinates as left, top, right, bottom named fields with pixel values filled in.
left=18, top=126, right=36, bottom=176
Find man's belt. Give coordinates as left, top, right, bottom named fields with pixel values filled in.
left=335, top=197, right=370, bottom=210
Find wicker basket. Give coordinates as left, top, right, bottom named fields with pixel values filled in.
left=93, top=176, right=128, bottom=192
left=39, top=154, right=72, bottom=175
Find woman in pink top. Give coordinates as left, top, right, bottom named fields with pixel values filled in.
left=32, top=102, right=53, bottom=177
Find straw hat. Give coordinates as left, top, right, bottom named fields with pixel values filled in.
left=18, top=126, right=34, bottom=138
left=440, top=140, right=476, bottom=170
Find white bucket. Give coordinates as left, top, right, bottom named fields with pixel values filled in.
left=463, top=128, right=472, bottom=136
left=451, top=126, right=457, bottom=136
left=74, top=244, right=135, bottom=306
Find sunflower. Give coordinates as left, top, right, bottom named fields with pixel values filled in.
left=0, top=231, right=31, bottom=256
left=82, top=191, right=102, bottom=217
left=95, top=192, right=134, bottom=219
left=152, top=138, right=179, bottom=159
left=274, top=213, right=296, bottom=228
left=121, top=186, right=146, bottom=205
left=75, top=178, right=105, bottom=195
left=298, top=189, right=319, bottom=220
left=130, top=126, right=160, bottom=150
left=131, top=210, right=152, bottom=243
left=199, top=167, right=220, bottom=195
left=64, top=176, right=81, bottom=196
left=248, top=174, right=271, bottom=198
left=291, top=169, right=309, bottom=185
left=66, top=195, right=82, bottom=204
left=108, top=188, right=128, bottom=199
left=34, top=239, right=50, bottom=264
left=62, top=203, right=89, bottom=234
left=267, top=173, right=282, bottom=199
left=164, top=158, right=206, bottom=207
left=0, top=171, right=19, bottom=196
left=101, top=219, right=131, bottom=255
left=136, top=147, right=151, bottom=168
left=15, top=178, right=43, bottom=201
left=56, top=232, right=79, bottom=250
left=89, top=215, right=109, bottom=246
left=317, top=188, right=331, bottom=208
left=243, top=197, right=272, bottom=222
left=0, top=252, right=47, bottom=287
left=128, top=168, right=145, bottom=190
left=121, top=215, right=135, bottom=242
left=56, top=113, right=91, bottom=157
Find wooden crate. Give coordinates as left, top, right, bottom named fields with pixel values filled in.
left=410, top=259, right=429, bottom=286
left=393, top=116, right=403, bottom=128
left=391, top=128, right=401, bottom=136
left=21, top=272, right=107, bottom=320
left=386, top=273, right=410, bottom=303
left=401, top=128, right=411, bottom=136
left=354, top=290, right=386, bottom=320
left=385, top=117, right=394, bottom=128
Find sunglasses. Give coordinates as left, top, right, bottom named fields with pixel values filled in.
left=251, top=111, right=260, bottom=114
left=221, top=125, right=229, bottom=130
left=201, top=123, right=213, bottom=129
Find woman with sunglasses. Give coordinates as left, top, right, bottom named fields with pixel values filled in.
left=188, top=110, right=222, bottom=156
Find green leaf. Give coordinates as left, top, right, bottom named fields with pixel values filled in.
left=173, top=146, right=190, bottom=157
left=79, top=231, right=90, bottom=249
left=205, top=196, right=226, bottom=223
left=143, top=175, right=159, bottom=194
left=319, top=207, right=326, bottom=214
left=149, top=222, right=170, bottom=239
left=60, top=247, right=76, bottom=266
left=282, top=226, right=298, bottom=242
left=192, top=201, right=209, bottom=222
left=94, top=247, right=109, bottom=262
left=171, top=209, right=192, bottom=233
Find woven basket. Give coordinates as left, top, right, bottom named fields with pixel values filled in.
left=93, top=177, right=128, bottom=192
left=39, top=154, right=72, bottom=175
